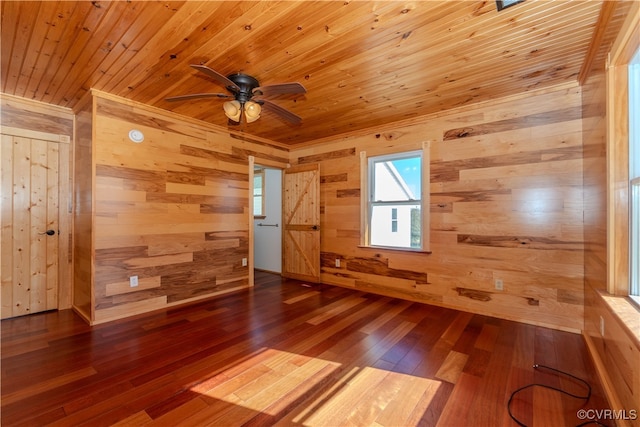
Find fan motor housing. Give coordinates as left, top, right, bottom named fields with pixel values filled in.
left=227, top=73, right=259, bottom=103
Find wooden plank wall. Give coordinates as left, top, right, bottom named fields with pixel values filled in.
left=290, top=85, right=586, bottom=332
left=90, top=93, right=289, bottom=323
left=73, top=108, right=93, bottom=322
left=581, top=4, right=640, bottom=423
left=0, top=93, right=74, bottom=314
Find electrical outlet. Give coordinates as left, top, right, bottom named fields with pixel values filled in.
left=130, top=276, right=138, bottom=287
left=600, top=316, right=605, bottom=336
left=242, top=257, right=247, bottom=267
left=335, top=259, right=341, bottom=268
left=494, top=279, right=504, bottom=291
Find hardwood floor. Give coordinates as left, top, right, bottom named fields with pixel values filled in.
left=2, top=271, right=609, bottom=426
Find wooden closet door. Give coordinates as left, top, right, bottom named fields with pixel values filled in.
left=282, top=163, right=320, bottom=283
left=1, top=133, right=63, bottom=318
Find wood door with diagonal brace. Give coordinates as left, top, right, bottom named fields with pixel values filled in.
left=282, top=163, right=320, bottom=283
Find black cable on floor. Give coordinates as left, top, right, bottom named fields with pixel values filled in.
left=507, top=364, right=608, bottom=427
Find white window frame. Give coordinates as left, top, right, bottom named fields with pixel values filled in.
left=629, top=47, right=640, bottom=304
left=360, top=143, right=430, bottom=252
left=253, top=167, right=266, bottom=219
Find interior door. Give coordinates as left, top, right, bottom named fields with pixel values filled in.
left=282, top=163, right=320, bottom=282
left=1, top=133, right=62, bottom=318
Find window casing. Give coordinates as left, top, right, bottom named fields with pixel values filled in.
left=629, top=47, right=640, bottom=301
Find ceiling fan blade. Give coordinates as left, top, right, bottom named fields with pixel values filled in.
left=253, top=82, right=306, bottom=97
left=259, top=99, right=302, bottom=125
left=190, top=64, right=240, bottom=92
left=165, top=93, right=232, bottom=102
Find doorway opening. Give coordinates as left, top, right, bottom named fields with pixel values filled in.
left=253, top=165, right=282, bottom=274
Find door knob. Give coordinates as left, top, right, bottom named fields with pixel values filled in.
left=39, top=229, right=56, bottom=236
left=312, top=225, right=319, bottom=230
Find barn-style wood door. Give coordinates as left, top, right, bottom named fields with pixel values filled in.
left=1, top=131, right=67, bottom=318
left=282, top=163, right=320, bottom=283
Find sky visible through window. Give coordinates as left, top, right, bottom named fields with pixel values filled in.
left=392, top=157, right=421, bottom=198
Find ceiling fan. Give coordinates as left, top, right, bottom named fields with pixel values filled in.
left=166, top=64, right=306, bottom=125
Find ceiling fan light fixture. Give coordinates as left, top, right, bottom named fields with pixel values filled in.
left=169, top=65, right=305, bottom=125
left=244, top=101, right=261, bottom=123
left=223, top=100, right=241, bottom=122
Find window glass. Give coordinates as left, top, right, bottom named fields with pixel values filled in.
left=253, top=169, right=265, bottom=217
left=368, top=151, right=422, bottom=249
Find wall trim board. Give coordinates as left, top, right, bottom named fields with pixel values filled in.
left=0, top=92, right=74, bottom=118
left=1, top=125, right=71, bottom=143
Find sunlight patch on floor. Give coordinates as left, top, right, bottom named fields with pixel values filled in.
left=190, top=348, right=340, bottom=414
left=185, top=348, right=441, bottom=426
left=292, top=366, right=442, bottom=426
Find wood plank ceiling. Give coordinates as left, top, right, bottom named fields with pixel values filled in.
left=0, top=1, right=628, bottom=148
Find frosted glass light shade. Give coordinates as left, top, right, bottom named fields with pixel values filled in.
left=244, top=101, right=261, bottom=123
left=223, top=100, right=241, bottom=122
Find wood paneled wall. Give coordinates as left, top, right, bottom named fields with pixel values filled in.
left=290, top=85, right=586, bottom=332
left=581, top=4, right=640, bottom=423
left=88, top=93, right=289, bottom=324
left=0, top=94, right=74, bottom=315
left=72, top=108, right=93, bottom=321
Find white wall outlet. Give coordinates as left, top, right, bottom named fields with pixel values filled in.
left=242, top=257, right=247, bottom=267
left=335, top=259, right=341, bottom=268
left=600, top=316, right=605, bottom=336
left=494, top=279, right=504, bottom=291
left=130, top=276, right=138, bottom=287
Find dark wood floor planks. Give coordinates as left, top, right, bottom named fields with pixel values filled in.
left=2, top=271, right=610, bottom=426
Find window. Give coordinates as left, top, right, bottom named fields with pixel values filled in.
left=253, top=167, right=265, bottom=218
left=391, top=208, right=398, bottom=232
left=366, top=150, right=423, bottom=250
left=629, top=46, right=640, bottom=302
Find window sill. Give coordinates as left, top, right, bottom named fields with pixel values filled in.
left=598, top=290, right=640, bottom=348
left=357, top=245, right=432, bottom=255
